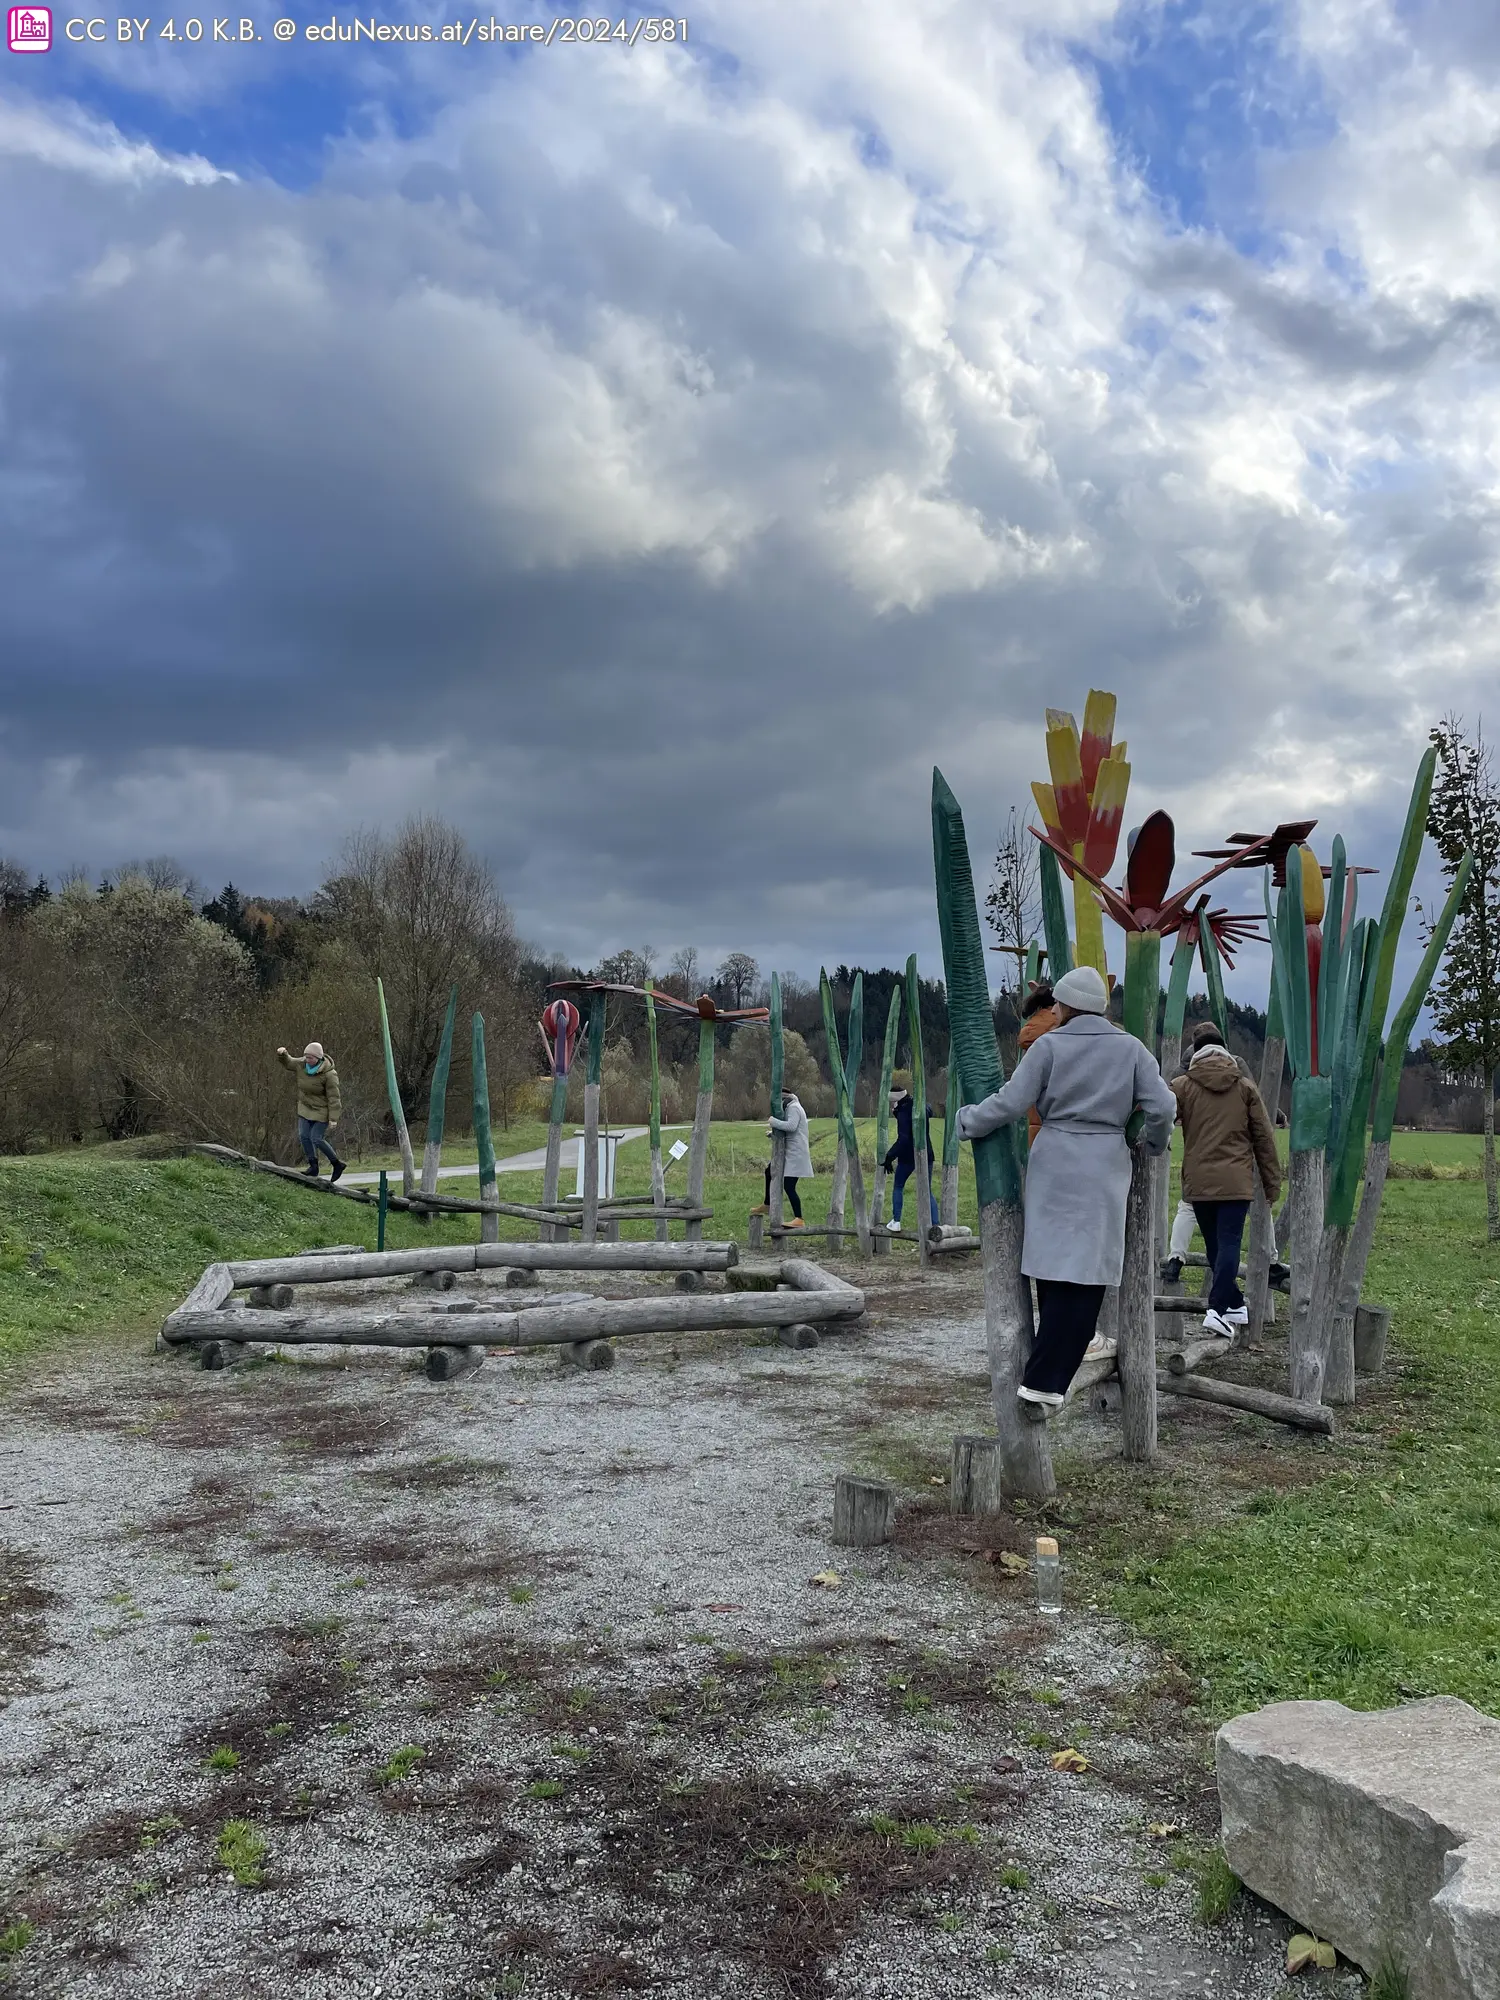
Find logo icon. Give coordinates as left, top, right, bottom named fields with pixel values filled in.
left=8, top=4, right=51, bottom=48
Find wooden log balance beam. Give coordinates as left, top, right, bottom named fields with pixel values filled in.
left=218, top=1242, right=739, bottom=1290
left=162, top=1256, right=860, bottom=1353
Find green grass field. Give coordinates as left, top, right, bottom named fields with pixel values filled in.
left=2, top=1128, right=1497, bottom=1723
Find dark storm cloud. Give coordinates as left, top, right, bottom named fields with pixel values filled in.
left=1, top=0, right=1497, bottom=990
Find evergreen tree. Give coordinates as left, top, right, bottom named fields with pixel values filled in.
left=1425, top=716, right=1500, bottom=1239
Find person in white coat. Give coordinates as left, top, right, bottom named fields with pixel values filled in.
left=956, top=964, right=1176, bottom=1412
left=763, top=1089, right=813, bottom=1227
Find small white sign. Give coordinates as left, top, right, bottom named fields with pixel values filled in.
left=667, top=1139, right=689, bottom=1162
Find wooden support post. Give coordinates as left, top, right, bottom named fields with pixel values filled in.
left=542, top=1076, right=568, bottom=1244
left=980, top=1201, right=1054, bottom=1498
left=686, top=1016, right=714, bottom=1245
left=377, top=1170, right=388, bottom=1253
left=199, top=1340, right=248, bottom=1371
left=472, top=1012, right=499, bottom=1246
left=905, top=955, right=931, bottom=1270
left=1331, top=1139, right=1390, bottom=1387
left=1286, top=1146, right=1326, bottom=1404
left=425, top=1345, right=484, bottom=1382
left=1244, top=1031, right=1286, bottom=1347
left=1118, top=1145, right=1158, bottom=1463
left=563, top=1339, right=615, bottom=1371
left=645, top=981, right=668, bottom=1243
left=778, top=1322, right=819, bottom=1349
left=1316, top=1222, right=1355, bottom=1406
left=747, top=1213, right=764, bottom=1252
left=949, top=1434, right=1005, bottom=1517
left=828, top=1141, right=847, bottom=1235
left=248, top=1284, right=294, bottom=1310
left=831, top=1474, right=896, bottom=1547
left=1354, top=1302, right=1391, bottom=1375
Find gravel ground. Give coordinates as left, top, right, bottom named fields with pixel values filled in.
left=0, top=1261, right=1351, bottom=1998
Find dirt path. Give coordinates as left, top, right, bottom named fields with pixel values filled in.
left=0, top=1266, right=1315, bottom=1998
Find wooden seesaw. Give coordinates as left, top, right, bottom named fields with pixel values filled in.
left=159, top=1241, right=866, bottom=1380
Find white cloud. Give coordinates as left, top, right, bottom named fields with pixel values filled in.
left=0, top=93, right=232, bottom=185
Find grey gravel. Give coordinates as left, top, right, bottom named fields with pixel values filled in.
left=0, top=1264, right=1331, bottom=1996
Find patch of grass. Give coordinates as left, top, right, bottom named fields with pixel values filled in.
left=204, top=1745, right=240, bottom=1773
left=214, top=1820, right=267, bottom=1888
left=525, top=1779, right=564, bottom=1801
left=1087, top=1179, right=1500, bottom=1719
left=508, top=1586, right=535, bottom=1606
left=375, top=1744, right=426, bottom=1787
left=139, top=1814, right=182, bottom=1850
left=1370, top=1950, right=1412, bottom=2000
left=1192, top=1847, right=1241, bottom=1925
left=0, top=1918, right=35, bottom=1961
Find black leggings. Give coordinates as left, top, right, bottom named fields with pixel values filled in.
left=763, top=1166, right=802, bottom=1218
left=1025, top=1279, right=1107, bottom=1395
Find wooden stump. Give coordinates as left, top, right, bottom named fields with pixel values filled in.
left=949, top=1434, right=1006, bottom=1518
left=248, top=1284, right=293, bottom=1310
left=676, top=1269, right=705, bottom=1293
left=506, top=1267, right=540, bottom=1289
left=601, top=1219, right=621, bottom=1243
left=747, top=1214, right=764, bottom=1252
left=831, top=1473, right=896, bottom=1547
left=1286, top=1148, right=1327, bottom=1404
left=1354, top=1303, right=1392, bottom=1375
left=979, top=1201, right=1055, bottom=1499
left=199, top=1340, right=248, bottom=1371
left=777, top=1322, right=819, bottom=1350
left=425, top=1344, right=484, bottom=1382
left=413, top=1268, right=457, bottom=1292
left=563, top=1338, right=615, bottom=1371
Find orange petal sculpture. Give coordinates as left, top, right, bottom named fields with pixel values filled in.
left=1031, top=691, right=1130, bottom=975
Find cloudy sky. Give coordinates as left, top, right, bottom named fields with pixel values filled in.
left=1, top=0, right=1495, bottom=992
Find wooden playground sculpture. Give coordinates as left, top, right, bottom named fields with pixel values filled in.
left=160, top=1240, right=865, bottom=1379
left=820, top=969, right=867, bottom=1251
left=546, top=979, right=768, bottom=1244
left=868, top=986, right=903, bottom=1250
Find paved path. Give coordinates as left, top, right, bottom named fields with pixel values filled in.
left=341, top=1125, right=683, bottom=1186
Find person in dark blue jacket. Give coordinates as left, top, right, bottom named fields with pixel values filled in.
left=883, top=1070, right=938, bottom=1231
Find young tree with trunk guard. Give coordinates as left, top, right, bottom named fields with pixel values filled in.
left=1425, top=716, right=1500, bottom=1241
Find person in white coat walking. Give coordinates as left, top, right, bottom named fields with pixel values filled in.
left=761, top=1090, right=813, bottom=1228
left=957, top=965, right=1176, bottom=1413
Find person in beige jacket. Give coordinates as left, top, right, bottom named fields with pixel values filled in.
left=276, top=1041, right=346, bottom=1181
left=1170, top=1022, right=1281, bottom=1339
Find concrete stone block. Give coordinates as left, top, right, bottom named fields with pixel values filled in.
left=1217, top=1696, right=1500, bottom=2000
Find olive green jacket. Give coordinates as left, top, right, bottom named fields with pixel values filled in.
left=278, top=1050, right=342, bottom=1125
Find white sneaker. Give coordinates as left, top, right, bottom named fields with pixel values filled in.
left=1201, top=1308, right=1235, bottom=1340
left=1017, top=1385, right=1065, bottom=1411
left=1223, top=1305, right=1249, bottom=1328
left=1083, top=1333, right=1111, bottom=1358
left=886, top=1218, right=902, bottom=1233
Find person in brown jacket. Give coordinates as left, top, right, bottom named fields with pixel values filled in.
left=1170, top=1021, right=1281, bottom=1339
left=1017, top=982, right=1061, bottom=1146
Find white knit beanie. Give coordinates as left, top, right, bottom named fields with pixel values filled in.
left=1053, top=966, right=1109, bottom=1015
left=303, top=1041, right=324, bottom=1061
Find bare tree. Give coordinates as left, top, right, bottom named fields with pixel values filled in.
left=715, top=951, right=760, bottom=1009
left=985, top=807, right=1040, bottom=1000
left=1425, top=716, right=1500, bottom=1238
left=317, top=816, right=520, bottom=1113
left=668, top=946, right=700, bottom=997
left=595, top=947, right=654, bottom=987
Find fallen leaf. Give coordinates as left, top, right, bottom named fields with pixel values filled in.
left=928, top=1476, right=946, bottom=1486
left=1147, top=1822, right=1185, bottom=1838
left=1285, top=1934, right=1336, bottom=1975
left=1051, top=1747, right=1090, bottom=1774
left=986, top=1550, right=1030, bottom=1575
left=809, top=1571, right=841, bottom=1589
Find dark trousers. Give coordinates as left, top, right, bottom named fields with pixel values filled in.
left=1025, top=1279, right=1107, bottom=1395
left=891, top=1158, right=938, bottom=1227
left=762, top=1166, right=802, bottom=1219
left=298, top=1116, right=339, bottom=1168
left=1192, top=1198, right=1250, bottom=1310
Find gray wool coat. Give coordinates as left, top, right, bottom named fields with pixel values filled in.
left=957, top=1014, right=1176, bottom=1286
left=768, top=1096, right=814, bottom=1179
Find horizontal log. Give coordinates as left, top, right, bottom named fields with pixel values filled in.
left=1156, top=1372, right=1333, bottom=1434
left=164, top=1280, right=866, bottom=1351
left=1165, top=1335, right=1235, bottom=1375
left=218, top=1241, right=738, bottom=1288
left=928, top=1234, right=980, bottom=1255
left=193, top=1144, right=571, bottom=1225
left=1065, top=1343, right=1119, bottom=1401
left=1154, top=1295, right=1215, bottom=1314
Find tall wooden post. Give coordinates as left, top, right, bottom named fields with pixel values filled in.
left=1244, top=979, right=1285, bottom=1347
left=421, top=984, right=459, bottom=1201
left=582, top=991, right=605, bottom=1247
left=768, top=975, right=786, bottom=1237
left=905, top=955, right=931, bottom=1267
left=1155, top=925, right=1195, bottom=1257
left=940, top=1057, right=960, bottom=1226
left=472, top=1012, right=498, bottom=1244
left=376, top=977, right=416, bottom=1198
left=868, top=986, right=902, bottom=1254
left=645, top=982, right=668, bottom=1242
left=1119, top=928, right=1162, bottom=1462
left=686, top=1015, right=714, bottom=1244
left=934, top=772, right=1053, bottom=1497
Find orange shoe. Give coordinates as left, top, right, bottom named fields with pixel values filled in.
left=750, top=1204, right=768, bottom=1216
left=786, top=1218, right=806, bottom=1230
